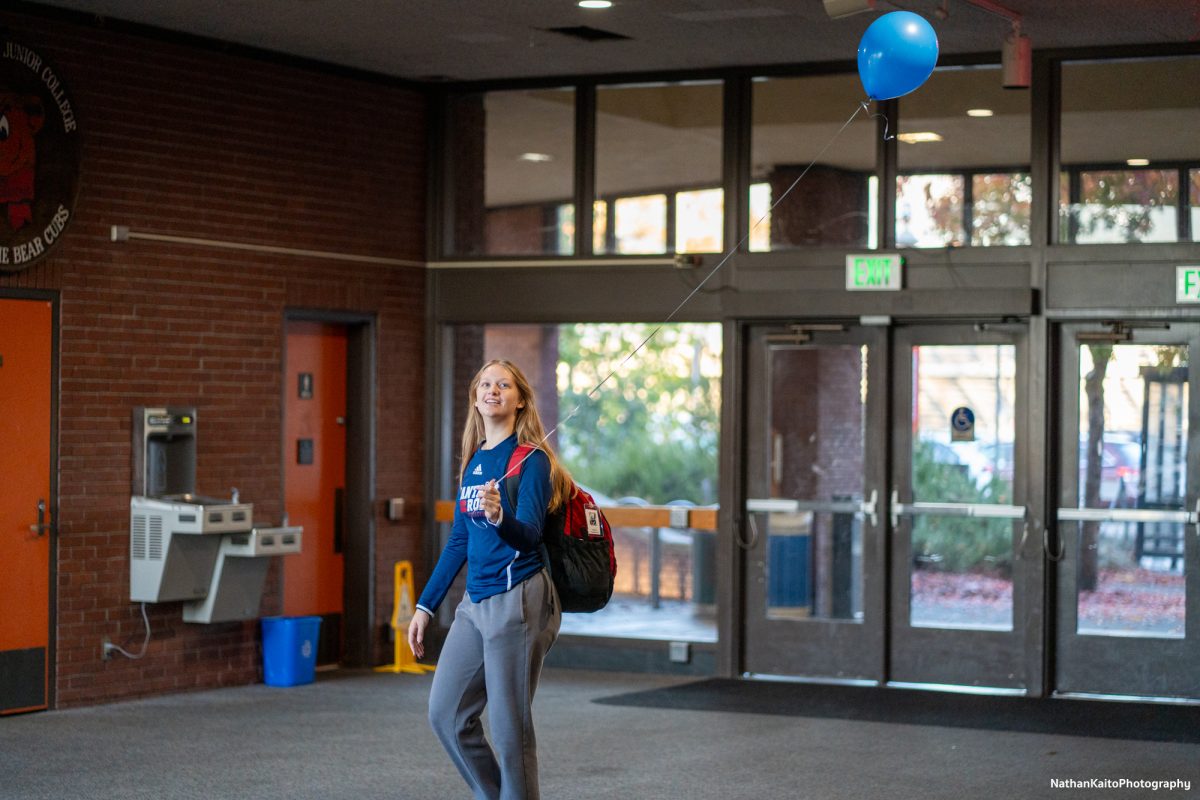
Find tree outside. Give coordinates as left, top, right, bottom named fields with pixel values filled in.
left=555, top=322, right=722, bottom=505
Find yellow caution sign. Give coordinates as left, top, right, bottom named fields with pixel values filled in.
left=375, top=560, right=436, bottom=675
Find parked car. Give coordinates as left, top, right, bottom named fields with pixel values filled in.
left=920, top=437, right=1014, bottom=490
left=1078, top=435, right=1142, bottom=506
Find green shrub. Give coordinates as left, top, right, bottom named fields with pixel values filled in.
left=911, top=439, right=1013, bottom=576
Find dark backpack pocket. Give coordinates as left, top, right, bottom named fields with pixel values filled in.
left=546, top=534, right=614, bottom=613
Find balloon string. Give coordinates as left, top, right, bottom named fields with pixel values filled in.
left=865, top=100, right=896, bottom=141
left=478, top=99, right=875, bottom=498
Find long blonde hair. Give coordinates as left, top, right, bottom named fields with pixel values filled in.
left=458, top=359, right=574, bottom=512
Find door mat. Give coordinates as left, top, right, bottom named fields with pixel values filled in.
left=592, top=678, right=1200, bottom=743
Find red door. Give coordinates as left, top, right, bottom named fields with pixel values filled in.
left=0, top=298, right=53, bottom=714
left=284, top=321, right=347, bottom=665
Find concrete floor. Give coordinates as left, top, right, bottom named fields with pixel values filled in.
left=1, top=668, right=1196, bottom=800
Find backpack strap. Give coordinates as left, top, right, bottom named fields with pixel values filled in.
left=503, top=444, right=535, bottom=511
left=503, top=444, right=554, bottom=579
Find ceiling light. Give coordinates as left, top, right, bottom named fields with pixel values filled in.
left=578, top=1, right=612, bottom=8
left=897, top=132, right=943, bottom=144
left=518, top=152, right=554, bottom=162
left=822, top=0, right=875, bottom=19
left=1126, top=158, right=1151, bottom=167
left=966, top=108, right=994, bottom=117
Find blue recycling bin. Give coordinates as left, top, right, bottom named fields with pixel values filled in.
left=768, top=532, right=812, bottom=609
left=261, top=616, right=322, bottom=687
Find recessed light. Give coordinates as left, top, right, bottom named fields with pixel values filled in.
left=578, top=1, right=613, bottom=8
left=1126, top=158, right=1150, bottom=167
left=519, top=152, right=554, bottom=163
left=897, top=132, right=943, bottom=144
left=966, top=108, right=994, bottom=117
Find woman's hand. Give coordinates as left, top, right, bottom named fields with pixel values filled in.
left=407, top=608, right=431, bottom=660
left=482, top=480, right=502, bottom=525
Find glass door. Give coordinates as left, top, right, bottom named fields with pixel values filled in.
left=889, top=324, right=1032, bottom=690
left=1054, top=322, right=1200, bottom=699
left=743, top=323, right=887, bottom=680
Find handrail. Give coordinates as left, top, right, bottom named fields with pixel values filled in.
left=433, top=500, right=719, bottom=531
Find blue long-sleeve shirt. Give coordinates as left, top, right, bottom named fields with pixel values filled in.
left=416, top=433, right=550, bottom=614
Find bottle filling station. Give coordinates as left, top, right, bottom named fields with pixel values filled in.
left=129, top=407, right=302, bottom=622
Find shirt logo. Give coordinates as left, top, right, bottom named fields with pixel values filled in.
left=459, top=483, right=487, bottom=516
left=472, top=464, right=483, bottom=475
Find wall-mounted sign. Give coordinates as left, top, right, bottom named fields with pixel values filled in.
left=1177, top=266, right=1200, bottom=304
left=0, top=39, right=80, bottom=273
left=950, top=406, right=975, bottom=442
left=846, top=254, right=903, bottom=291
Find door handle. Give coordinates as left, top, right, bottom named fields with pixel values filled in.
left=28, top=498, right=52, bottom=536
left=746, top=492, right=877, bottom=524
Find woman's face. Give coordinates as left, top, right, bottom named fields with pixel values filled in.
left=474, top=364, right=525, bottom=423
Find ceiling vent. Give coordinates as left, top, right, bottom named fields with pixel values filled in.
left=543, top=25, right=631, bottom=42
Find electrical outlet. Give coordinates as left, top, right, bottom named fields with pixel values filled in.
left=101, top=636, right=114, bottom=660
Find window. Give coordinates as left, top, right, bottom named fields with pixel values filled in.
left=896, top=174, right=965, bottom=248
left=613, top=194, right=668, bottom=254
left=449, top=323, right=722, bottom=642
left=445, top=88, right=575, bottom=256
left=1061, top=169, right=1179, bottom=244
left=897, top=66, right=1031, bottom=248
left=676, top=188, right=724, bottom=254
left=1059, top=57, right=1200, bottom=244
left=1192, top=169, right=1200, bottom=241
left=596, top=81, right=724, bottom=255
left=749, top=74, right=878, bottom=250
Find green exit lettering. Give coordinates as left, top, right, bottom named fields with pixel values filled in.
left=1177, top=266, right=1200, bottom=304
left=846, top=254, right=901, bottom=291
left=854, top=258, right=891, bottom=286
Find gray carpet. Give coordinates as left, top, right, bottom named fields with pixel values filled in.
left=595, top=678, right=1200, bottom=743
left=1, top=669, right=1197, bottom=799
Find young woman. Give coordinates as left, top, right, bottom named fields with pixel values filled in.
left=408, top=359, right=570, bottom=800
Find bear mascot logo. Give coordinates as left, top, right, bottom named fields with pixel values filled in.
left=0, top=92, right=45, bottom=231
left=0, top=39, right=79, bottom=272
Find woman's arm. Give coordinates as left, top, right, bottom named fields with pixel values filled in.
left=493, top=449, right=551, bottom=551
left=415, top=508, right=468, bottom=615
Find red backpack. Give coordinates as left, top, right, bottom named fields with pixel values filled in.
left=505, top=444, right=616, bottom=613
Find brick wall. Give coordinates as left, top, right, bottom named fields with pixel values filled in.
left=485, top=205, right=552, bottom=255
left=0, top=9, right=428, bottom=707
left=768, top=164, right=870, bottom=247
left=770, top=346, right=865, bottom=614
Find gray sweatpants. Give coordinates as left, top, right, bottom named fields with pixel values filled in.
left=429, top=569, right=561, bottom=800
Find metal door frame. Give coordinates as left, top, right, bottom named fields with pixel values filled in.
left=742, top=321, right=889, bottom=681
left=1052, top=320, right=1200, bottom=699
left=888, top=322, right=1036, bottom=691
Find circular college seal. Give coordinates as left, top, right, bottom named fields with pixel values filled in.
left=0, top=38, right=80, bottom=272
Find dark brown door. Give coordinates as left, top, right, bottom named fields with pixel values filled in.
left=743, top=323, right=888, bottom=681
left=1054, top=322, right=1200, bottom=699
left=888, top=324, right=1032, bottom=691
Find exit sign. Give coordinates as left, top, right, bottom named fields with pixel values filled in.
left=1177, top=266, right=1200, bottom=303
left=846, top=254, right=903, bottom=291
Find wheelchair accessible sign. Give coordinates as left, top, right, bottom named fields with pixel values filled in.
left=950, top=406, right=975, bottom=442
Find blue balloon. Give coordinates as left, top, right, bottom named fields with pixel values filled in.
left=857, top=11, right=939, bottom=101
